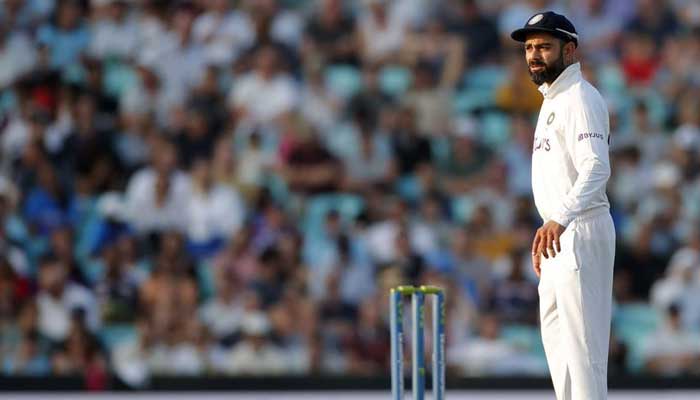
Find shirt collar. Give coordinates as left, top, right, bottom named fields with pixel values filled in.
left=538, top=62, right=581, bottom=99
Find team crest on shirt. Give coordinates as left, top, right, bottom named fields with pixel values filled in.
left=546, top=112, right=555, bottom=125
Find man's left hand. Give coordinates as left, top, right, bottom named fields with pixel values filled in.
left=532, top=221, right=566, bottom=259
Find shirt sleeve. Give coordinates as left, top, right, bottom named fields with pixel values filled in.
left=550, top=90, right=611, bottom=227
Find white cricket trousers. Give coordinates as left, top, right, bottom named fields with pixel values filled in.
left=538, top=208, right=616, bottom=400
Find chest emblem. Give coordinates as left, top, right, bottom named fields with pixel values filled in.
left=546, top=112, right=555, bottom=125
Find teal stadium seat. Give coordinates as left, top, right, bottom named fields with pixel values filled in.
left=500, top=324, right=540, bottom=352
left=103, top=60, right=138, bottom=98
left=480, top=112, right=512, bottom=148
left=613, top=303, right=662, bottom=372
left=453, top=66, right=506, bottom=114
left=379, top=65, right=412, bottom=97
left=452, top=88, right=495, bottom=114
left=99, top=324, right=137, bottom=350
left=302, top=194, right=364, bottom=237
left=197, top=261, right=217, bottom=302
left=324, top=65, right=362, bottom=99
left=463, top=66, right=507, bottom=91
left=451, top=195, right=476, bottom=224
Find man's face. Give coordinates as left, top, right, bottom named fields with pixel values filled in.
left=524, top=33, right=567, bottom=86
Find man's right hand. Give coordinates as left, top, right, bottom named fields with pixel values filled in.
left=532, top=252, right=541, bottom=278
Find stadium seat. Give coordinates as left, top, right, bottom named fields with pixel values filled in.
left=324, top=65, right=362, bottom=99
left=103, top=60, right=138, bottom=98
left=451, top=195, right=476, bottom=224
left=379, top=65, right=413, bottom=97
left=452, top=88, right=495, bottom=114
left=99, top=324, right=137, bottom=350
left=463, top=66, right=507, bottom=92
left=500, top=324, right=540, bottom=353
left=480, top=112, right=512, bottom=148
left=302, top=194, right=364, bottom=236
left=613, top=303, right=662, bottom=372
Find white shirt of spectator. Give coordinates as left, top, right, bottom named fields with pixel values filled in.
left=186, top=183, right=245, bottom=243
left=359, top=4, right=407, bottom=62
left=1, top=114, right=29, bottom=167
left=124, top=168, right=191, bottom=233
left=643, top=321, right=700, bottom=376
left=37, top=282, right=100, bottom=342
left=228, top=71, right=298, bottom=125
left=148, top=341, right=205, bottom=376
left=89, top=13, right=139, bottom=60
left=199, top=296, right=244, bottom=339
left=111, top=334, right=149, bottom=387
left=365, top=219, right=436, bottom=264
left=192, top=9, right=255, bottom=65
left=531, top=62, right=611, bottom=227
left=269, top=8, right=304, bottom=49
left=0, top=32, right=37, bottom=88
left=120, top=70, right=178, bottom=127
left=447, top=336, right=519, bottom=376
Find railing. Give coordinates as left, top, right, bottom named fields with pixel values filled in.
left=2, top=375, right=700, bottom=391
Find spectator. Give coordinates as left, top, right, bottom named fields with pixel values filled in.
left=343, top=296, right=390, bottom=375
left=303, top=0, right=359, bottom=66
left=402, top=62, right=452, bottom=136
left=123, top=138, right=190, bottom=234
left=89, top=0, right=139, bottom=60
left=358, top=0, right=408, bottom=64
left=94, top=237, right=140, bottom=324
left=447, top=313, right=522, bottom=376
left=185, top=157, right=245, bottom=259
left=0, top=25, right=37, bottom=88
left=23, top=163, right=77, bottom=236
left=643, top=304, right=700, bottom=376
left=340, top=110, right=396, bottom=189
left=487, top=250, right=539, bottom=325
left=110, top=313, right=153, bottom=387
left=36, top=256, right=98, bottom=342
left=192, top=0, right=255, bottom=67
left=3, top=329, right=51, bottom=376
left=401, top=17, right=464, bottom=88
left=444, top=0, right=500, bottom=65
left=389, top=106, right=432, bottom=176
left=36, top=0, right=90, bottom=70
left=440, top=118, right=493, bottom=195
left=228, top=45, right=298, bottom=127
left=282, top=128, right=343, bottom=195
left=50, top=309, right=107, bottom=383
left=220, top=311, right=287, bottom=375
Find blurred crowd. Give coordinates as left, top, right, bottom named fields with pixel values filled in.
left=1, top=0, right=700, bottom=386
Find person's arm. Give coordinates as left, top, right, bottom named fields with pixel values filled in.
left=532, top=88, right=610, bottom=260
left=439, top=35, right=465, bottom=88
left=550, top=89, right=611, bottom=227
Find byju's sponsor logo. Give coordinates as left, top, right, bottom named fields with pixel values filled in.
left=534, top=137, right=551, bottom=152
left=578, top=132, right=604, bottom=141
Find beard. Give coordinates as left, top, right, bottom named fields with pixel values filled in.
left=528, top=50, right=567, bottom=86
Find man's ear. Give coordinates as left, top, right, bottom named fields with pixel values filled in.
left=564, top=41, right=576, bottom=62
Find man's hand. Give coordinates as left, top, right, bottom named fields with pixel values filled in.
left=532, top=221, right=566, bottom=260
left=532, top=252, right=541, bottom=278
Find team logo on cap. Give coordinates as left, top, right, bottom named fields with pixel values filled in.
left=528, top=14, right=544, bottom=25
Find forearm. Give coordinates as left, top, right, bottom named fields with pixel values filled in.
left=551, top=156, right=610, bottom=226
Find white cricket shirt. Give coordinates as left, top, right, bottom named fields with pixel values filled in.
left=531, top=62, right=611, bottom=227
